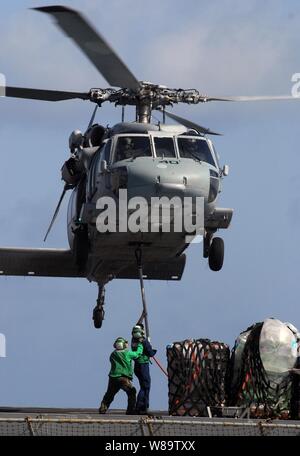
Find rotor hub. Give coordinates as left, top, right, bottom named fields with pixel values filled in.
left=88, top=84, right=208, bottom=122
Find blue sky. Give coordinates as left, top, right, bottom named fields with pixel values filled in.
left=0, top=0, right=300, bottom=410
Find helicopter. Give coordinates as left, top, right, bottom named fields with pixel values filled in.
left=0, top=5, right=298, bottom=329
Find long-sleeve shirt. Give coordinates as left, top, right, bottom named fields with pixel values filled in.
left=109, top=343, right=143, bottom=378
left=131, top=338, right=157, bottom=364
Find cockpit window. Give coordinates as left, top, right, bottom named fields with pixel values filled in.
left=114, top=136, right=152, bottom=162
left=178, top=138, right=216, bottom=166
left=154, top=137, right=176, bottom=158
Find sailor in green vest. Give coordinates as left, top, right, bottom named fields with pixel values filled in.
left=131, top=324, right=157, bottom=414
left=99, top=336, right=143, bottom=414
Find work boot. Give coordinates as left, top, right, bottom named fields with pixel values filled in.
left=99, top=402, right=108, bottom=414
left=126, top=409, right=136, bottom=415
left=136, top=409, right=148, bottom=415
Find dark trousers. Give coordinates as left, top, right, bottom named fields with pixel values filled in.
left=101, top=376, right=136, bottom=412
left=134, top=362, right=151, bottom=412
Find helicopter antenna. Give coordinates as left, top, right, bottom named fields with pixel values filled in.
left=43, top=184, right=69, bottom=242
left=151, top=112, right=161, bottom=129
left=87, top=105, right=98, bottom=129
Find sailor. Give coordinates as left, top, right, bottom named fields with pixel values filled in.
left=115, top=137, right=134, bottom=161
left=99, top=336, right=143, bottom=415
left=186, top=138, right=207, bottom=161
left=131, top=324, right=157, bottom=414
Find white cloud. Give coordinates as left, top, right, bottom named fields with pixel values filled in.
left=141, top=5, right=299, bottom=95
left=0, top=10, right=99, bottom=90
left=0, top=1, right=298, bottom=106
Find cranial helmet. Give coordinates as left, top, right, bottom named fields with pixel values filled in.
left=113, top=337, right=128, bottom=350
left=132, top=325, right=145, bottom=339
left=123, top=137, right=133, bottom=148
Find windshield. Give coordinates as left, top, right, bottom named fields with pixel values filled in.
left=154, top=137, right=176, bottom=158
left=114, top=136, right=152, bottom=162
left=178, top=138, right=216, bottom=166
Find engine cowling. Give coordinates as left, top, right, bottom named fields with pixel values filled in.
left=84, top=124, right=106, bottom=147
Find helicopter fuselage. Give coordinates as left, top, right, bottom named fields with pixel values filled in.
left=0, top=4, right=295, bottom=331
left=66, top=122, right=232, bottom=283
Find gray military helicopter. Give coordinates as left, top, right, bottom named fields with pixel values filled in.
left=1, top=6, right=297, bottom=328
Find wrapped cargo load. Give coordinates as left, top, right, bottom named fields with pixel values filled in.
left=167, top=339, right=230, bottom=416
left=229, top=318, right=300, bottom=419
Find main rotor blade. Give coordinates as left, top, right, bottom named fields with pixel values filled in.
left=204, top=95, right=298, bottom=102
left=160, top=109, right=222, bottom=136
left=44, top=186, right=68, bottom=242
left=33, top=5, right=140, bottom=91
left=5, top=86, right=89, bottom=102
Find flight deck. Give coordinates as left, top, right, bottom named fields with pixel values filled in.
left=0, top=407, right=299, bottom=436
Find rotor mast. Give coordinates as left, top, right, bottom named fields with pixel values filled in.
left=137, top=101, right=152, bottom=124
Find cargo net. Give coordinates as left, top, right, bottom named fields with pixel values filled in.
left=231, top=323, right=294, bottom=419
left=167, top=339, right=230, bottom=416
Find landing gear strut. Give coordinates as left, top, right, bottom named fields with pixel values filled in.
left=204, top=231, right=224, bottom=271
left=93, top=284, right=105, bottom=329
left=203, top=231, right=213, bottom=258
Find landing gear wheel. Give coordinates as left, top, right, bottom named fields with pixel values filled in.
left=208, top=237, right=224, bottom=271
left=93, top=306, right=105, bottom=329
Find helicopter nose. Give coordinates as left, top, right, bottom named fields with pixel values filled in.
left=127, top=180, right=187, bottom=201
left=126, top=164, right=209, bottom=201
left=155, top=181, right=185, bottom=198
